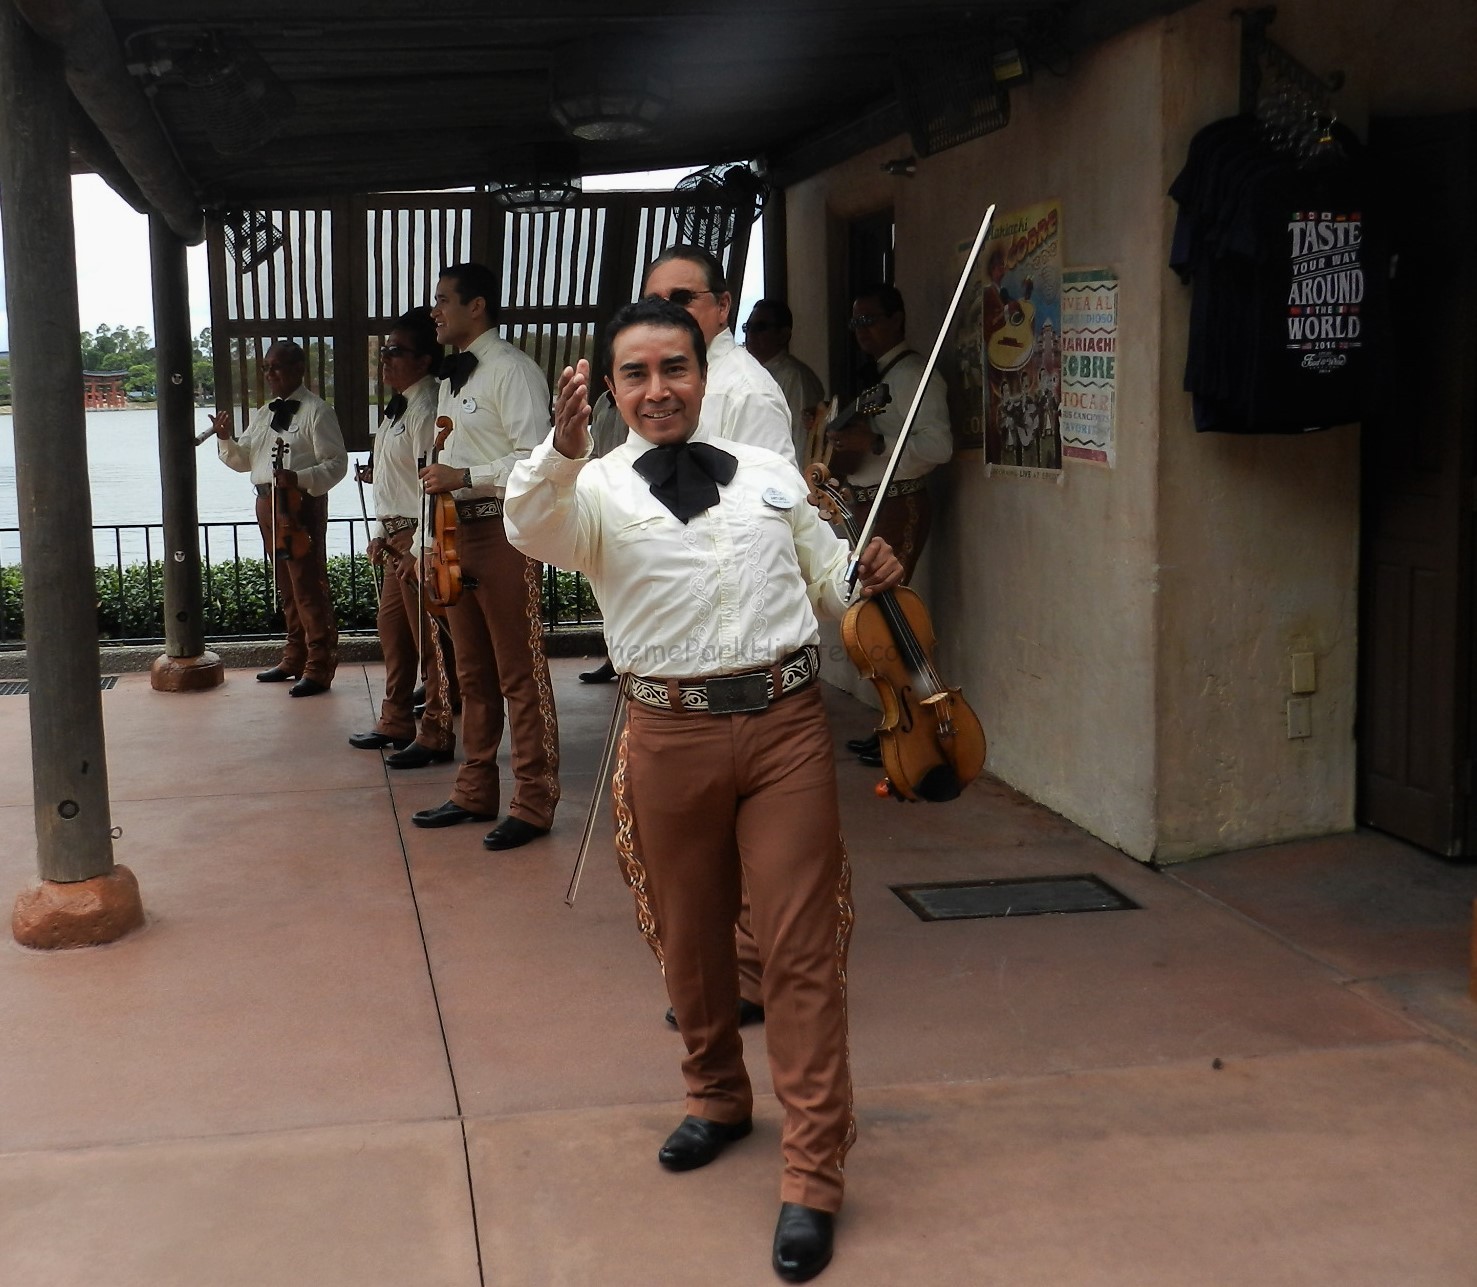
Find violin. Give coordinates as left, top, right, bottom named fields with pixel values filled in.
left=424, top=417, right=463, bottom=613
left=271, top=437, right=310, bottom=562
left=806, top=463, right=986, bottom=803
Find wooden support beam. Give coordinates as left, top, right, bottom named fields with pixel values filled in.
left=148, top=213, right=219, bottom=679
left=0, top=0, right=120, bottom=886
left=13, top=0, right=203, bottom=243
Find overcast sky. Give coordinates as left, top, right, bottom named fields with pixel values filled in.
left=0, top=168, right=762, bottom=353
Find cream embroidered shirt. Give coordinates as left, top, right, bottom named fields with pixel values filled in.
left=700, top=329, right=798, bottom=467
left=368, top=375, right=438, bottom=538
left=504, top=431, right=854, bottom=678
left=217, top=384, right=347, bottom=496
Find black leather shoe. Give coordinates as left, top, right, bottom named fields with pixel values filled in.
left=348, top=731, right=412, bottom=751
left=411, top=800, right=492, bottom=829
left=256, top=666, right=297, bottom=683
left=657, top=1115, right=752, bottom=1172
left=288, top=678, right=329, bottom=697
left=856, top=749, right=883, bottom=768
left=410, top=684, right=426, bottom=706
left=483, top=816, right=550, bottom=851
left=413, top=702, right=426, bottom=719
left=846, top=733, right=879, bottom=756
left=413, top=700, right=462, bottom=719
left=772, top=1203, right=834, bottom=1283
left=665, top=998, right=765, bottom=1029
left=579, top=658, right=617, bottom=684
left=385, top=742, right=455, bottom=770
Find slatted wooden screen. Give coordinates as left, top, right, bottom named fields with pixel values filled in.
left=208, top=191, right=755, bottom=452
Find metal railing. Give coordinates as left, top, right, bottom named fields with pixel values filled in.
left=0, top=518, right=602, bottom=649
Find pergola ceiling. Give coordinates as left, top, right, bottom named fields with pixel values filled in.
left=70, top=0, right=1193, bottom=209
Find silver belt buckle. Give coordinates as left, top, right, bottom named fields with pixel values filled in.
left=705, top=672, right=770, bottom=715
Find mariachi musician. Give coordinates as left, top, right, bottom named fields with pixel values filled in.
left=412, top=262, right=560, bottom=851
left=505, top=297, right=903, bottom=1284
left=347, top=306, right=459, bottom=766
left=826, top=284, right=953, bottom=764
left=211, top=339, right=346, bottom=697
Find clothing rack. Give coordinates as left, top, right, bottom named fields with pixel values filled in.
left=1234, top=7, right=1345, bottom=160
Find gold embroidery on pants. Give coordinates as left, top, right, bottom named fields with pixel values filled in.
left=522, top=557, right=561, bottom=806
left=612, top=725, right=664, bottom=971
left=832, top=834, right=857, bottom=1173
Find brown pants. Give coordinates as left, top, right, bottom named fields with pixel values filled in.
left=375, top=526, right=458, bottom=749
left=856, top=488, right=933, bottom=585
left=444, top=515, right=560, bottom=827
left=731, top=487, right=934, bottom=999
left=615, top=683, right=855, bottom=1212
left=255, top=491, right=337, bottom=685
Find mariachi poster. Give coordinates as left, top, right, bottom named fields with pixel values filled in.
left=973, top=200, right=1063, bottom=475
left=1059, top=268, right=1118, bottom=467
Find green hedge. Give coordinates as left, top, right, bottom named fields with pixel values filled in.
left=0, top=556, right=600, bottom=643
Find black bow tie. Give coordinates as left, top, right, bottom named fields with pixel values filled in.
left=268, top=398, right=300, bottom=431
left=383, top=393, right=408, bottom=423
left=631, top=441, right=738, bottom=524
left=443, top=351, right=479, bottom=395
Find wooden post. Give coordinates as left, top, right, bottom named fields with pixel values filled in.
left=0, top=0, right=143, bottom=945
left=149, top=212, right=223, bottom=690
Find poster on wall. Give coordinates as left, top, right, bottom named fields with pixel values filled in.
left=1059, top=267, right=1119, bottom=467
left=973, top=200, right=1064, bottom=477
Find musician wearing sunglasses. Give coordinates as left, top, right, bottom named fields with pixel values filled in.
left=831, top=284, right=953, bottom=764
left=642, top=244, right=796, bottom=465
left=743, top=298, right=825, bottom=466
left=346, top=307, right=459, bottom=766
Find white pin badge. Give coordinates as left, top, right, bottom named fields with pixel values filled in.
left=762, top=487, right=794, bottom=510
left=461, top=395, right=477, bottom=414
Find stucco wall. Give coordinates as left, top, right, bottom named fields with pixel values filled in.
left=787, top=24, right=1167, bottom=857
left=785, top=0, right=1474, bottom=863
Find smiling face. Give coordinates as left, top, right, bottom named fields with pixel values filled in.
left=431, top=275, right=487, bottom=351
left=262, top=344, right=304, bottom=399
left=642, top=257, right=731, bottom=344
left=605, top=322, right=706, bottom=447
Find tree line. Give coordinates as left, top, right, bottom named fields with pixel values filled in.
left=77, top=323, right=216, bottom=402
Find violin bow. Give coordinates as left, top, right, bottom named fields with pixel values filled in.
left=844, top=204, right=996, bottom=594
left=356, top=452, right=382, bottom=608
left=566, top=684, right=628, bottom=908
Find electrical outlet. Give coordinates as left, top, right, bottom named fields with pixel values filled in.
left=1287, top=697, right=1312, bottom=739
left=1291, top=652, right=1316, bottom=694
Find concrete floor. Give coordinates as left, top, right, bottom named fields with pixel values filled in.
left=1, top=661, right=1475, bottom=1286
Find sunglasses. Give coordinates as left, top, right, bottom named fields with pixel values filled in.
left=645, top=288, right=717, bottom=308
left=847, top=314, right=883, bottom=330
left=379, top=344, right=413, bottom=359
left=742, top=320, right=775, bottom=333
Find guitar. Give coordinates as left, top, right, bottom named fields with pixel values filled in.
left=808, top=382, right=894, bottom=469
left=986, top=296, right=1037, bottom=373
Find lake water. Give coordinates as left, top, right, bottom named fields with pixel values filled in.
left=0, top=408, right=375, bottom=567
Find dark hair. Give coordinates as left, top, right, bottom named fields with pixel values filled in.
left=605, top=297, right=709, bottom=376
left=752, top=298, right=793, bottom=330
left=266, top=340, right=306, bottom=366
left=644, top=244, right=728, bottom=296
left=393, top=305, right=443, bottom=377
left=439, top=262, right=502, bottom=324
left=854, top=283, right=905, bottom=317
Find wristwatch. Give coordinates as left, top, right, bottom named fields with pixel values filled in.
left=461, top=468, right=473, bottom=489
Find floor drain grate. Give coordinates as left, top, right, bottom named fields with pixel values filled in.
left=0, top=676, right=119, bottom=696
left=893, top=874, right=1139, bottom=922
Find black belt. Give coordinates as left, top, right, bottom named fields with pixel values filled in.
left=851, top=477, right=928, bottom=505
left=455, top=498, right=504, bottom=521
left=381, top=516, right=416, bottom=536
left=624, top=645, right=819, bottom=715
